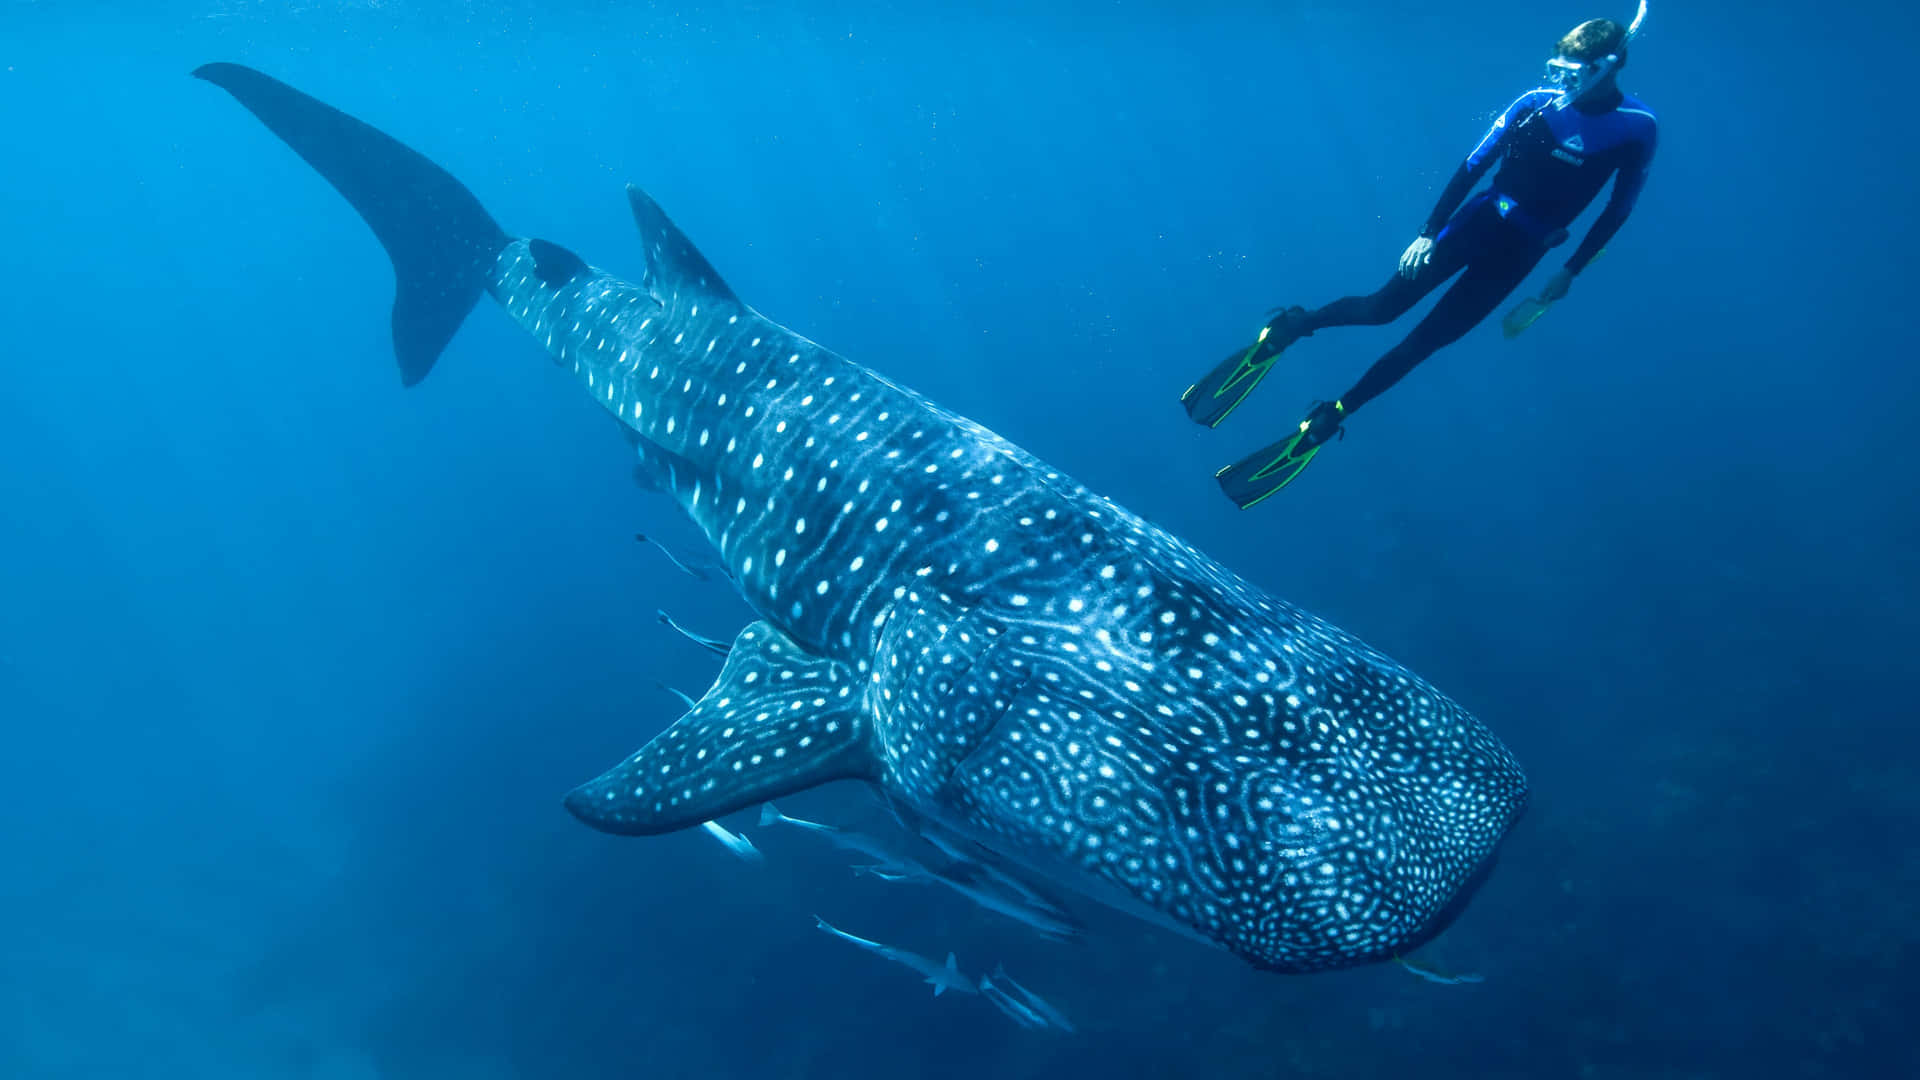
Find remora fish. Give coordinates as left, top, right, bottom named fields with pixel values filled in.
left=635, top=531, right=717, bottom=581
left=763, top=805, right=1084, bottom=942
left=813, top=917, right=976, bottom=997
left=656, top=610, right=731, bottom=657
left=921, top=861, right=1083, bottom=944
left=698, top=820, right=763, bottom=864
left=758, top=802, right=899, bottom=864
left=979, top=964, right=1076, bottom=1033
left=197, top=64, right=1528, bottom=973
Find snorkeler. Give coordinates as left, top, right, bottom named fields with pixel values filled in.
left=1183, top=5, right=1658, bottom=508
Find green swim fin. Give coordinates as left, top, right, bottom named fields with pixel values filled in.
left=1504, top=249, right=1604, bottom=339
left=1181, top=307, right=1310, bottom=428
left=1213, top=400, right=1345, bottom=509
left=1501, top=296, right=1551, bottom=339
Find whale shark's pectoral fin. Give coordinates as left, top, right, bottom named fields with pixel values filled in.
left=626, top=184, right=741, bottom=308
left=564, top=622, right=874, bottom=836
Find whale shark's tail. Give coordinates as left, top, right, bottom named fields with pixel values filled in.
left=193, top=63, right=510, bottom=386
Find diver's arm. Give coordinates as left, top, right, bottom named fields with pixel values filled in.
left=1562, top=172, right=1640, bottom=273
left=1419, top=162, right=1480, bottom=238
left=1565, top=128, right=1656, bottom=274
left=1420, top=90, right=1551, bottom=236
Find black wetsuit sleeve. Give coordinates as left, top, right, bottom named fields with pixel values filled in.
left=1420, top=162, right=1480, bottom=238
left=1567, top=122, right=1657, bottom=273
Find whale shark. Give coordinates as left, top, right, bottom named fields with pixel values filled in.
left=195, top=63, right=1528, bottom=973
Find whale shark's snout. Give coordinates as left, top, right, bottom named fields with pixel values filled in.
left=936, top=649, right=1528, bottom=973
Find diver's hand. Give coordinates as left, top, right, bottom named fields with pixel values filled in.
left=1541, top=268, right=1574, bottom=303
left=1398, top=236, right=1434, bottom=280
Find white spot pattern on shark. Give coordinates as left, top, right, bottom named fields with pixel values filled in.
left=198, top=63, right=1528, bottom=974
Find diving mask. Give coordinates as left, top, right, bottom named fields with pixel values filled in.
left=1545, top=0, right=1648, bottom=108
left=1544, top=53, right=1615, bottom=101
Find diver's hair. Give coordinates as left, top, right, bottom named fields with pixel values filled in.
left=1558, top=18, right=1628, bottom=66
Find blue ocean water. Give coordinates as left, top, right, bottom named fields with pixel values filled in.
left=3, top=1, right=1914, bottom=1076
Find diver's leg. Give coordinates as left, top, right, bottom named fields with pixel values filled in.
left=1185, top=210, right=1478, bottom=429
left=1337, top=248, right=1540, bottom=413
left=1180, top=262, right=1434, bottom=427
left=1210, top=220, right=1535, bottom=505
left=1300, top=224, right=1476, bottom=332
left=1303, top=263, right=1446, bottom=331
left=1211, top=247, right=1537, bottom=506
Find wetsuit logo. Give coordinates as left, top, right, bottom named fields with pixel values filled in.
left=1552, top=133, right=1587, bottom=165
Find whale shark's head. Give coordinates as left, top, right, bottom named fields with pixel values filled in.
left=872, top=567, right=1528, bottom=972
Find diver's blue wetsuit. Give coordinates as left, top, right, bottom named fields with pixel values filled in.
left=1304, top=86, right=1657, bottom=410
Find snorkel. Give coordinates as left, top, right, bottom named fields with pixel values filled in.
left=1546, top=0, right=1648, bottom=109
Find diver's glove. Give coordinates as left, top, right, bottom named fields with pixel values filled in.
left=1541, top=268, right=1574, bottom=302
left=1399, top=235, right=1435, bottom=280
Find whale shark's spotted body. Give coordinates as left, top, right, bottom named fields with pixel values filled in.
left=198, top=63, right=1527, bottom=972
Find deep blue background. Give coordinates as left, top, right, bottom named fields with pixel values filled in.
left=4, top=1, right=1915, bottom=1076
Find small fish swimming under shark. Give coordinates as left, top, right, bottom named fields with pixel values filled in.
left=635, top=531, right=719, bottom=582
left=195, top=64, right=1528, bottom=973
left=656, top=610, right=732, bottom=657
left=814, top=917, right=1074, bottom=1031
left=760, top=803, right=1084, bottom=942
left=980, top=964, right=1076, bottom=1033
left=697, top=819, right=763, bottom=864
left=814, top=916, right=976, bottom=997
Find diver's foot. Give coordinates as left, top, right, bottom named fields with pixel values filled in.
left=1213, top=399, right=1346, bottom=509
left=1260, top=305, right=1315, bottom=355
left=1298, top=398, right=1346, bottom=449
left=1179, top=306, right=1316, bottom=429
left=1243, top=306, right=1316, bottom=368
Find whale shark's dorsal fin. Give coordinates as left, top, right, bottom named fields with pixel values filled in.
left=564, top=622, right=874, bottom=835
left=625, top=184, right=740, bottom=308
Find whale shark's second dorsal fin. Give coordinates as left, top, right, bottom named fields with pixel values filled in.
left=626, top=184, right=740, bottom=308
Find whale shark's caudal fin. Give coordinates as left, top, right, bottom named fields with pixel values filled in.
left=193, top=63, right=511, bottom=386
left=565, top=622, right=876, bottom=836
left=625, top=184, right=740, bottom=308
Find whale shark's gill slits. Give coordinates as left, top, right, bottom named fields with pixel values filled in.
left=867, top=592, right=1033, bottom=798
left=564, top=622, right=875, bottom=835
left=193, top=63, right=510, bottom=387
